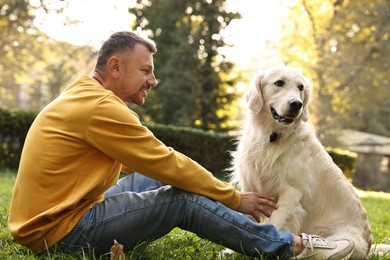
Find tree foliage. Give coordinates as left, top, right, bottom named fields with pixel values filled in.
left=0, top=0, right=96, bottom=110
left=1, top=0, right=35, bottom=107
left=128, top=0, right=241, bottom=131
left=279, top=0, right=390, bottom=140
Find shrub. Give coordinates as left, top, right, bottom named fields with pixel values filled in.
left=0, top=109, right=356, bottom=180
left=145, top=123, right=236, bottom=177
left=326, top=147, right=357, bottom=180
left=0, top=108, right=36, bottom=169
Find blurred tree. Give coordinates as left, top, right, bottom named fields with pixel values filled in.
left=25, top=38, right=96, bottom=110
left=0, top=0, right=36, bottom=107
left=128, top=0, right=241, bottom=131
left=0, top=0, right=95, bottom=110
left=279, top=0, right=390, bottom=140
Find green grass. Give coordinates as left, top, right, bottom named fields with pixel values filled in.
left=1, top=169, right=389, bottom=259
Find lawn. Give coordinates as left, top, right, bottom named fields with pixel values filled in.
left=1, top=169, right=389, bottom=259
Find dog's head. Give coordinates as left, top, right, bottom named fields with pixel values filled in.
left=246, top=66, right=312, bottom=124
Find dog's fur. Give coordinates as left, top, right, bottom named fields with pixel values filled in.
left=229, top=66, right=374, bottom=259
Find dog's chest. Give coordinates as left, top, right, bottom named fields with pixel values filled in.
left=249, top=140, right=314, bottom=194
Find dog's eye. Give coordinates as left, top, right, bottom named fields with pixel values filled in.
left=274, top=80, right=285, bottom=87
left=298, top=84, right=304, bottom=91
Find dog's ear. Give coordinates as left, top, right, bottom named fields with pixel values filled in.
left=301, top=78, right=312, bottom=122
left=246, top=72, right=264, bottom=114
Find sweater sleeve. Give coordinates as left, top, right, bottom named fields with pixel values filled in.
left=86, top=95, right=241, bottom=209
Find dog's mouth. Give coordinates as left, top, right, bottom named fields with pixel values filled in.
left=271, top=107, right=295, bottom=124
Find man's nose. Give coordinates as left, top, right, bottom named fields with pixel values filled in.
left=148, top=75, right=158, bottom=87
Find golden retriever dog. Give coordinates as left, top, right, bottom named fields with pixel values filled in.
left=229, top=66, right=374, bottom=259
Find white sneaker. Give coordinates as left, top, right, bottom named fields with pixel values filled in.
left=292, top=233, right=355, bottom=260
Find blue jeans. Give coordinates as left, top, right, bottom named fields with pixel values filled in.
left=56, top=173, right=294, bottom=259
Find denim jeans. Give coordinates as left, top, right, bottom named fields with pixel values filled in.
left=56, top=173, right=294, bottom=259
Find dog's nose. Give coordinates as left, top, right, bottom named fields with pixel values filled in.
left=289, top=100, right=303, bottom=112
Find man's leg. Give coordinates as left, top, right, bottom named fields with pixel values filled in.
left=57, top=173, right=293, bottom=258
left=104, top=173, right=165, bottom=196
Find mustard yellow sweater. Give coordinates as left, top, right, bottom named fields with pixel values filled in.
left=8, top=74, right=240, bottom=252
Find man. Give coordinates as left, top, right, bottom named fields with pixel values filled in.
left=9, top=31, right=354, bottom=259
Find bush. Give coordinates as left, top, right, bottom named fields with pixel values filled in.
left=0, top=109, right=236, bottom=176
left=326, top=147, right=357, bottom=180
left=145, top=123, right=236, bottom=177
left=0, top=108, right=36, bottom=169
left=0, top=109, right=356, bottom=180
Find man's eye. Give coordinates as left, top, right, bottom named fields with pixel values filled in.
left=274, top=80, right=285, bottom=87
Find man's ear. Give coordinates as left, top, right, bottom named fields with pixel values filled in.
left=107, top=56, right=121, bottom=78
left=246, top=71, right=264, bottom=114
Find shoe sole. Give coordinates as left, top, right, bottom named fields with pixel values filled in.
left=330, top=247, right=355, bottom=260
left=342, top=248, right=355, bottom=260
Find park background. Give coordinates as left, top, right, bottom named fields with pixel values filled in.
left=0, top=0, right=390, bottom=259
left=1, top=0, right=389, bottom=191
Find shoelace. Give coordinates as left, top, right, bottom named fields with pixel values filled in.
left=306, top=234, right=332, bottom=251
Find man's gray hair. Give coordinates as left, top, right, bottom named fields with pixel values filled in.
left=95, top=31, right=157, bottom=70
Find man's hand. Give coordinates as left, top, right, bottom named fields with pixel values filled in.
left=236, top=191, right=279, bottom=222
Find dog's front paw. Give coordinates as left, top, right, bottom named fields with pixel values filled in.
left=268, top=211, right=294, bottom=231
left=268, top=216, right=285, bottom=231
left=269, top=211, right=302, bottom=233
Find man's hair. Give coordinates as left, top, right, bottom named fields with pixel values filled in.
left=95, top=31, right=157, bottom=70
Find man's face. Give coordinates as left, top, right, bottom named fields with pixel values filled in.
left=114, top=44, right=157, bottom=105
